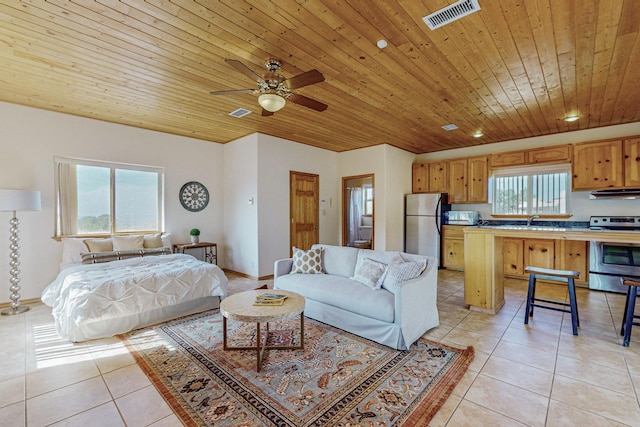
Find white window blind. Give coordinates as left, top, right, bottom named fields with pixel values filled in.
left=491, top=164, right=570, bottom=215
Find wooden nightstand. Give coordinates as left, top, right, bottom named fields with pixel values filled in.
left=173, top=242, right=217, bottom=265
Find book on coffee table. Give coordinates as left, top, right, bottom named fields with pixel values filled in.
left=253, top=293, right=288, bottom=306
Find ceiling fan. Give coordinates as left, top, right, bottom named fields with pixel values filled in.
left=210, top=58, right=327, bottom=116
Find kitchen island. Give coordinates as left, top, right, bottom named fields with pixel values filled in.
left=463, top=226, right=640, bottom=313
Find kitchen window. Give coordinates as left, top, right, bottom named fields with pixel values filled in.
left=491, top=164, right=571, bottom=216
left=54, top=157, right=164, bottom=237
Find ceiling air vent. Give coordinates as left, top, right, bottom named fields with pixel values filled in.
left=229, top=108, right=252, bottom=118
left=423, top=0, right=481, bottom=30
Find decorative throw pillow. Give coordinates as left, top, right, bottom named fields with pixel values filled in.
left=112, top=235, right=144, bottom=251
left=83, top=238, right=113, bottom=253
left=382, top=261, right=425, bottom=291
left=291, top=247, right=324, bottom=274
left=351, top=257, right=387, bottom=289
left=143, top=233, right=163, bottom=248
left=161, top=233, right=172, bottom=248
left=61, top=238, right=89, bottom=264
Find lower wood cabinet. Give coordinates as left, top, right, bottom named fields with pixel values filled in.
left=503, top=238, right=588, bottom=285
left=442, top=225, right=465, bottom=270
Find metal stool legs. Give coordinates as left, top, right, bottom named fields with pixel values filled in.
left=524, top=266, right=581, bottom=336
left=621, top=277, right=640, bottom=347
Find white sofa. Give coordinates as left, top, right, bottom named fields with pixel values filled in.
left=273, top=244, right=439, bottom=350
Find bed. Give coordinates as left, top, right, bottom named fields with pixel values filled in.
left=42, top=247, right=228, bottom=342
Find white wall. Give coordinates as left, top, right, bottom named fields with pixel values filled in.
left=0, top=102, right=225, bottom=301
left=256, top=134, right=339, bottom=277
left=338, top=144, right=414, bottom=251
left=417, top=122, right=640, bottom=221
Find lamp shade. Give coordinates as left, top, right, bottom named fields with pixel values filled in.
left=0, top=190, right=41, bottom=212
left=258, top=93, right=286, bottom=112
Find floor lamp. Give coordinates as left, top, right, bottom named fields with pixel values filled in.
left=0, top=189, right=41, bottom=316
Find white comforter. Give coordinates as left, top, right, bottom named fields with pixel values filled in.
left=42, top=254, right=228, bottom=341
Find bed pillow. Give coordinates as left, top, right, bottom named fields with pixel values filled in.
left=351, top=257, right=387, bottom=290
left=81, top=248, right=172, bottom=264
left=61, top=238, right=89, bottom=265
left=112, top=235, right=144, bottom=251
left=291, top=247, right=324, bottom=274
left=83, top=238, right=113, bottom=253
left=143, top=233, right=163, bottom=249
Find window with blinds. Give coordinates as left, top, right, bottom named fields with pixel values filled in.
left=491, top=164, right=571, bottom=216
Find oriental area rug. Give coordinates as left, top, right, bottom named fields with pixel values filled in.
left=121, top=310, right=474, bottom=426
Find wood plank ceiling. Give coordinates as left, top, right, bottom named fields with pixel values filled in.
left=0, top=0, right=639, bottom=154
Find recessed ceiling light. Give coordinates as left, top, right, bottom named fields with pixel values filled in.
left=472, top=131, right=484, bottom=138
left=376, top=39, right=388, bottom=49
left=563, top=115, right=579, bottom=122
left=442, top=124, right=458, bottom=131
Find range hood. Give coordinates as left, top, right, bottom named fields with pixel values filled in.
left=590, top=189, right=640, bottom=199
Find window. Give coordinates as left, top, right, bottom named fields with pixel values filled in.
left=491, top=164, right=570, bottom=216
left=55, top=157, right=164, bottom=237
left=363, top=186, right=374, bottom=215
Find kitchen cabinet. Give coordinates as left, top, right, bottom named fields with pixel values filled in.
left=624, top=137, right=640, bottom=187
left=411, top=163, right=428, bottom=193
left=503, top=238, right=588, bottom=285
left=442, top=225, right=464, bottom=270
left=527, top=145, right=572, bottom=164
left=428, top=161, right=448, bottom=193
left=572, top=140, right=624, bottom=190
left=491, top=151, right=526, bottom=168
left=448, top=156, right=488, bottom=203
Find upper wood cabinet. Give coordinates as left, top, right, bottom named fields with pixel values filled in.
left=491, top=151, right=526, bottom=168
left=411, top=163, right=428, bottom=193
left=412, top=161, right=449, bottom=193
left=624, top=137, right=640, bottom=187
left=428, top=161, right=448, bottom=193
left=528, top=145, right=572, bottom=164
left=447, top=156, right=488, bottom=203
left=572, top=140, right=624, bottom=190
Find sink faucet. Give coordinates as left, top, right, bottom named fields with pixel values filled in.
left=527, top=215, right=540, bottom=226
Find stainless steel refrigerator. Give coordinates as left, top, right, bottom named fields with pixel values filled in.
left=404, top=193, right=449, bottom=266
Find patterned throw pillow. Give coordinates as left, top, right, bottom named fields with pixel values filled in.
left=382, top=260, right=426, bottom=291
left=291, top=247, right=324, bottom=274
left=351, top=257, right=387, bottom=290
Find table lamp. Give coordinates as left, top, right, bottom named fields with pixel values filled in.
left=0, top=189, right=41, bottom=315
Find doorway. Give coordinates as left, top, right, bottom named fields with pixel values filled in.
left=342, top=174, right=374, bottom=249
left=290, top=171, right=319, bottom=254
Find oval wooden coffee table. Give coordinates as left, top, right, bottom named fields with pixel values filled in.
left=219, top=289, right=305, bottom=372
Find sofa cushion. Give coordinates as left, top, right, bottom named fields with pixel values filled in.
left=312, top=244, right=359, bottom=278
left=351, top=257, right=387, bottom=289
left=382, top=261, right=425, bottom=291
left=291, top=247, right=324, bottom=274
left=275, top=274, right=395, bottom=323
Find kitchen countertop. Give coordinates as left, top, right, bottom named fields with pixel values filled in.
left=464, top=225, right=640, bottom=243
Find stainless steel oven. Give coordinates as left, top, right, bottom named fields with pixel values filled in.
left=589, top=216, right=640, bottom=293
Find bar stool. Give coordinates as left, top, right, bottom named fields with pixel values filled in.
left=620, top=277, right=640, bottom=347
left=524, top=266, right=581, bottom=335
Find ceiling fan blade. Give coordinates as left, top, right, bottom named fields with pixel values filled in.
left=225, top=59, right=265, bottom=82
left=285, top=69, right=325, bottom=89
left=209, top=89, right=255, bottom=95
left=261, top=109, right=275, bottom=116
left=288, top=93, right=328, bottom=111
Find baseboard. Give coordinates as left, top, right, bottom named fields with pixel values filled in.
left=0, top=297, right=41, bottom=309
left=222, top=268, right=274, bottom=281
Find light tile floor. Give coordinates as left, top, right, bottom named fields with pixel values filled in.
left=2, top=270, right=640, bottom=426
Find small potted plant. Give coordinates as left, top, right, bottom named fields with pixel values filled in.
left=189, top=228, right=200, bottom=244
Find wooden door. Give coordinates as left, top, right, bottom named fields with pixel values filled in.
left=624, top=137, right=640, bottom=187
left=524, top=239, right=555, bottom=270
left=412, top=163, right=428, bottom=193
left=428, top=161, right=448, bottom=193
left=290, top=171, right=319, bottom=254
left=572, top=140, right=624, bottom=190
left=448, top=158, right=467, bottom=203
left=503, top=238, right=524, bottom=276
left=467, top=156, right=488, bottom=202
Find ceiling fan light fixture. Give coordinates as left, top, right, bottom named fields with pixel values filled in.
left=258, top=93, right=286, bottom=112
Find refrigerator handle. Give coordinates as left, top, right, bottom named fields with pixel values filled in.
left=435, top=195, right=442, bottom=235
